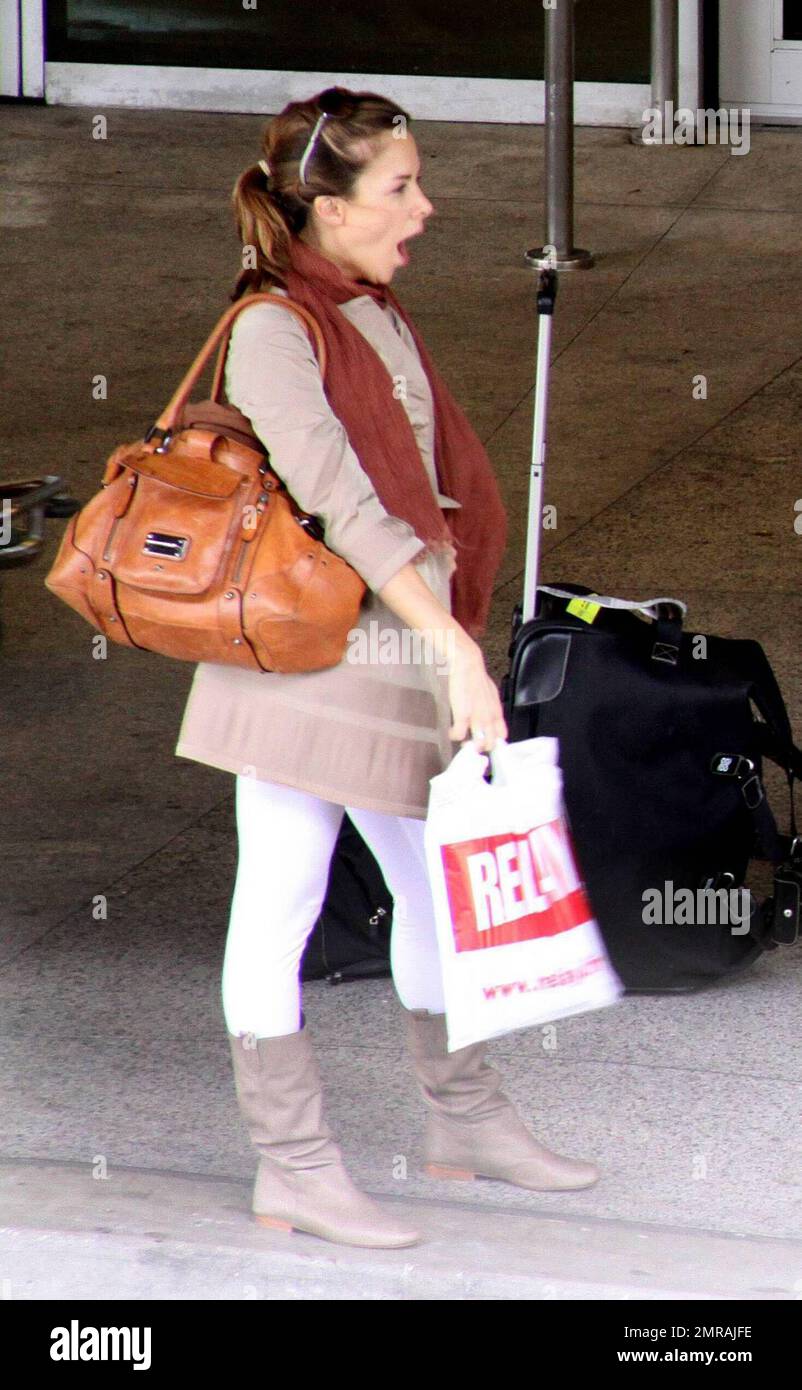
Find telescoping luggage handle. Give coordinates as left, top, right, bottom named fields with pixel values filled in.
left=522, top=256, right=686, bottom=629
left=522, top=260, right=557, bottom=623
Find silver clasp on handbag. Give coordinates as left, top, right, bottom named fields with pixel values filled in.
left=143, top=532, right=190, bottom=560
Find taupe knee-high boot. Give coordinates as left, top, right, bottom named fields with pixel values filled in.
left=228, top=1015, right=420, bottom=1247
left=401, top=1006, right=599, bottom=1191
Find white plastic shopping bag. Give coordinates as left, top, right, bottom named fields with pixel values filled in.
left=424, top=736, right=623, bottom=1051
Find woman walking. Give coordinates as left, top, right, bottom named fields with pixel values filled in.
left=175, top=87, right=599, bottom=1249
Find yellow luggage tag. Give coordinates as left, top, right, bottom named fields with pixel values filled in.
left=565, top=597, right=601, bottom=624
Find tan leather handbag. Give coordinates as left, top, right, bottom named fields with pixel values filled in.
left=44, top=293, right=366, bottom=673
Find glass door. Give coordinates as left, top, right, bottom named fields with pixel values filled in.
left=783, top=0, right=802, bottom=39
left=42, top=0, right=654, bottom=125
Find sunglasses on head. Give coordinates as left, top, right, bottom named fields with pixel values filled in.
left=298, top=88, right=355, bottom=185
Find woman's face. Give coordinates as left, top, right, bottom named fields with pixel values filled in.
left=304, top=129, right=434, bottom=285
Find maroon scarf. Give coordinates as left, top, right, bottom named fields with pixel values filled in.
left=281, top=236, right=507, bottom=637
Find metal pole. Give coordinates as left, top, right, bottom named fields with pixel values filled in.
left=526, top=0, right=593, bottom=271
left=632, top=0, right=678, bottom=144
left=653, top=0, right=678, bottom=116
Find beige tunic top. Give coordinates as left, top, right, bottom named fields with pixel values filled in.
left=174, top=287, right=461, bottom=818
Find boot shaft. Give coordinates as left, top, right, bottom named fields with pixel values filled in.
left=227, top=1019, right=339, bottom=1170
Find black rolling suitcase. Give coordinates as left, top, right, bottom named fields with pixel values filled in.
left=500, top=267, right=802, bottom=992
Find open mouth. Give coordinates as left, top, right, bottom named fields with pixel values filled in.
left=396, top=229, right=422, bottom=265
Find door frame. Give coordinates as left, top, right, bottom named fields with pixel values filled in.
left=720, top=0, right=802, bottom=119
left=0, top=0, right=45, bottom=98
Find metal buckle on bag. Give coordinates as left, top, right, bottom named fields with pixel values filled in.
left=294, top=514, right=325, bottom=541
left=711, top=754, right=741, bottom=776
left=710, top=753, right=764, bottom=809
left=143, top=532, right=190, bottom=560
left=144, top=425, right=174, bottom=454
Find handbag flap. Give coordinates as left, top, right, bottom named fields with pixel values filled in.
left=123, top=438, right=246, bottom=498
left=107, top=476, right=243, bottom=595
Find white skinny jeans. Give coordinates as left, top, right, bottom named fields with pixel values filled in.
left=222, top=774, right=446, bottom=1037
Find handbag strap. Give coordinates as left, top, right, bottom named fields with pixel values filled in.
left=150, top=292, right=326, bottom=435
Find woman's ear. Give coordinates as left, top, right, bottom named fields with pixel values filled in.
left=312, top=193, right=346, bottom=228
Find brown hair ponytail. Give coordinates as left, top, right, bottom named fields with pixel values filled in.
left=230, top=86, right=411, bottom=301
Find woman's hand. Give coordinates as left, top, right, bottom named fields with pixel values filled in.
left=376, top=558, right=508, bottom=752
left=446, top=633, right=508, bottom=753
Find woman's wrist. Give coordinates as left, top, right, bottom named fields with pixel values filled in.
left=376, top=561, right=484, bottom=673
left=445, top=627, right=482, bottom=669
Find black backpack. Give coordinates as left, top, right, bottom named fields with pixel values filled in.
left=501, top=583, right=802, bottom=992
left=301, top=814, right=392, bottom=983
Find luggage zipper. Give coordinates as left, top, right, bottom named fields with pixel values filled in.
left=102, top=471, right=138, bottom=561
left=231, top=537, right=249, bottom=585
left=232, top=481, right=272, bottom=583
left=102, top=516, right=122, bottom=563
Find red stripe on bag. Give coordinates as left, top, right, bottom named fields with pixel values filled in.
left=440, top=819, right=593, bottom=953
